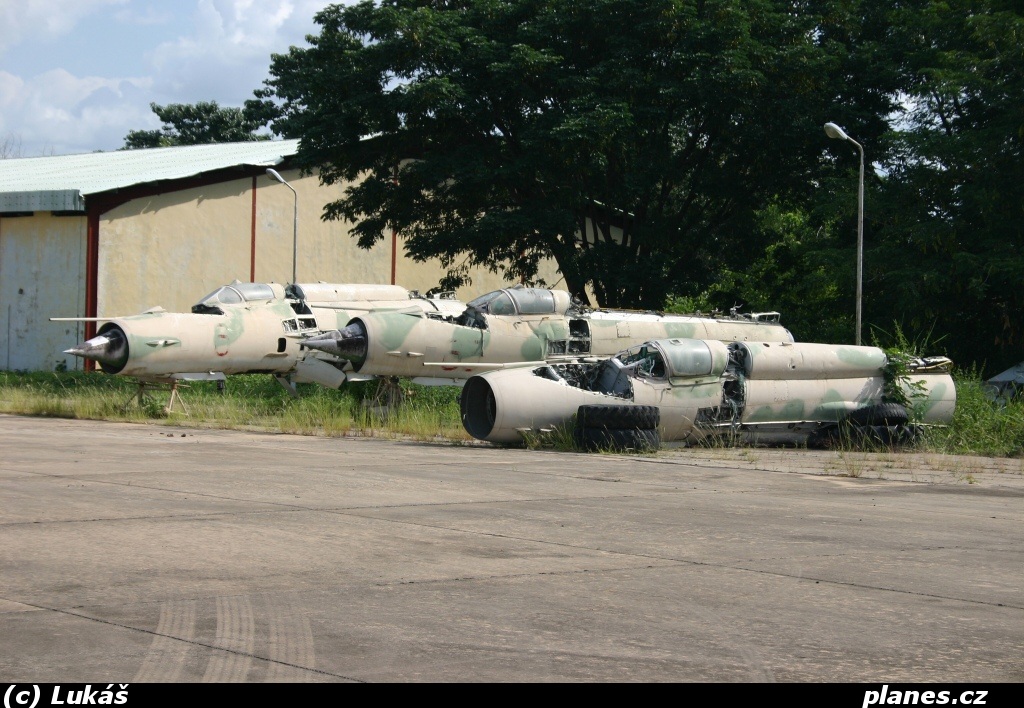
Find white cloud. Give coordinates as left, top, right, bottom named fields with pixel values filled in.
left=0, top=69, right=153, bottom=155
left=147, top=1, right=333, bottom=105
left=153, top=0, right=324, bottom=57
left=0, top=0, right=129, bottom=53
left=112, top=5, right=175, bottom=26
left=1, top=0, right=344, bottom=155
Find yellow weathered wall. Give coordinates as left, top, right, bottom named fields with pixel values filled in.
left=4, top=167, right=568, bottom=371
left=101, top=167, right=565, bottom=317
left=0, top=213, right=87, bottom=371
left=101, top=177, right=259, bottom=316
left=256, top=170, right=394, bottom=286
left=260, top=169, right=565, bottom=302
left=394, top=247, right=566, bottom=302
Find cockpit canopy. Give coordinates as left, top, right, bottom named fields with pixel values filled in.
left=618, top=338, right=731, bottom=379
left=465, top=287, right=572, bottom=317
left=192, top=281, right=285, bottom=314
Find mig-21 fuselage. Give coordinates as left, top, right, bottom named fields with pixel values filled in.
left=55, top=281, right=464, bottom=389
left=300, top=285, right=796, bottom=383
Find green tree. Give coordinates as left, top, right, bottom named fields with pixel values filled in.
left=254, top=0, right=901, bottom=307
left=868, top=0, right=1024, bottom=375
left=123, top=101, right=270, bottom=149
left=700, top=202, right=854, bottom=344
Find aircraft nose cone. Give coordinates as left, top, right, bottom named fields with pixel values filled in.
left=65, top=325, right=129, bottom=372
left=301, top=321, right=368, bottom=366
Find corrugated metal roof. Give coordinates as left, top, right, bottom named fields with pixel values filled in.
left=0, top=139, right=300, bottom=213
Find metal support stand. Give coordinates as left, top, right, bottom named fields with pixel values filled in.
left=165, top=382, right=190, bottom=415
left=125, top=381, right=190, bottom=415
left=363, top=377, right=406, bottom=418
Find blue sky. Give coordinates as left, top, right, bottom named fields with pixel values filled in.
left=1, top=0, right=344, bottom=156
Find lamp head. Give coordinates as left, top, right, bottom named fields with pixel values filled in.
left=266, top=168, right=286, bottom=184
left=824, top=122, right=850, bottom=142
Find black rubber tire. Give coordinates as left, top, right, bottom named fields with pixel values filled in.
left=808, top=423, right=922, bottom=450
left=574, top=426, right=661, bottom=452
left=577, top=404, right=659, bottom=430
left=846, top=403, right=909, bottom=427
left=807, top=425, right=841, bottom=450
left=861, top=424, right=922, bottom=447
left=898, top=424, right=924, bottom=445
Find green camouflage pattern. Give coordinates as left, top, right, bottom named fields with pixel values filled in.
left=460, top=338, right=956, bottom=445
left=60, top=281, right=463, bottom=389
left=337, top=287, right=794, bottom=380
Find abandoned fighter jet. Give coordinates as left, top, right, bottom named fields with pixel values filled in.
left=459, top=337, right=956, bottom=448
left=55, top=281, right=464, bottom=392
left=299, top=286, right=796, bottom=384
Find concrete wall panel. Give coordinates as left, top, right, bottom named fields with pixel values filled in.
left=0, top=213, right=87, bottom=371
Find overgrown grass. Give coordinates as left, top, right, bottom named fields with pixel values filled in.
left=921, top=373, right=1024, bottom=457
left=0, top=371, right=470, bottom=442
left=520, top=422, right=577, bottom=452
left=2, top=369, right=1023, bottom=457
left=788, top=368, right=1024, bottom=458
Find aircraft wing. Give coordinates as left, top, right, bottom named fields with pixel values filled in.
left=310, top=304, right=431, bottom=314
left=169, top=372, right=227, bottom=381
left=118, top=371, right=226, bottom=386
left=422, top=360, right=548, bottom=373
left=308, top=304, right=386, bottom=311
left=50, top=317, right=115, bottom=322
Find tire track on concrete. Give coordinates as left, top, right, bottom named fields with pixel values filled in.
left=263, top=593, right=316, bottom=681
left=202, top=596, right=255, bottom=682
left=131, top=594, right=319, bottom=681
left=132, top=600, right=196, bottom=682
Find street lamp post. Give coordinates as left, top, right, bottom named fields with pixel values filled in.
left=824, top=122, right=865, bottom=346
left=266, top=168, right=298, bottom=284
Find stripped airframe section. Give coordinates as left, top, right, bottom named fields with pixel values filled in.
left=301, top=286, right=794, bottom=381
left=460, top=338, right=956, bottom=446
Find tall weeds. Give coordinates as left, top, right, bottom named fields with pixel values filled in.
left=2, top=369, right=1022, bottom=456
left=0, top=371, right=469, bottom=441
left=921, top=371, right=1024, bottom=457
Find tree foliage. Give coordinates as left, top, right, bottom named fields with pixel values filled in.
left=244, top=0, right=1020, bottom=374
left=254, top=0, right=900, bottom=307
left=123, top=101, right=270, bottom=149
left=867, top=0, right=1024, bottom=375
left=675, top=0, right=1023, bottom=374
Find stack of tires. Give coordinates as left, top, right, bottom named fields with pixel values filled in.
left=808, top=403, right=919, bottom=449
left=574, top=404, right=661, bottom=452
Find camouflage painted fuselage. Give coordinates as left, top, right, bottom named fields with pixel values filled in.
left=64, top=282, right=464, bottom=387
left=342, top=308, right=795, bottom=380
left=92, top=301, right=327, bottom=380
left=460, top=339, right=956, bottom=444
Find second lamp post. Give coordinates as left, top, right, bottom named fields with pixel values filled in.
left=824, top=122, right=864, bottom=346
left=267, top=168, right=298, bottom=285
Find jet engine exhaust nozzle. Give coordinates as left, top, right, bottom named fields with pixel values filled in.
left=460, top=376, right=499, bottom=441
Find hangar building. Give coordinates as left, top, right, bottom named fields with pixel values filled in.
left=0, top=140, right=560, bottom=371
